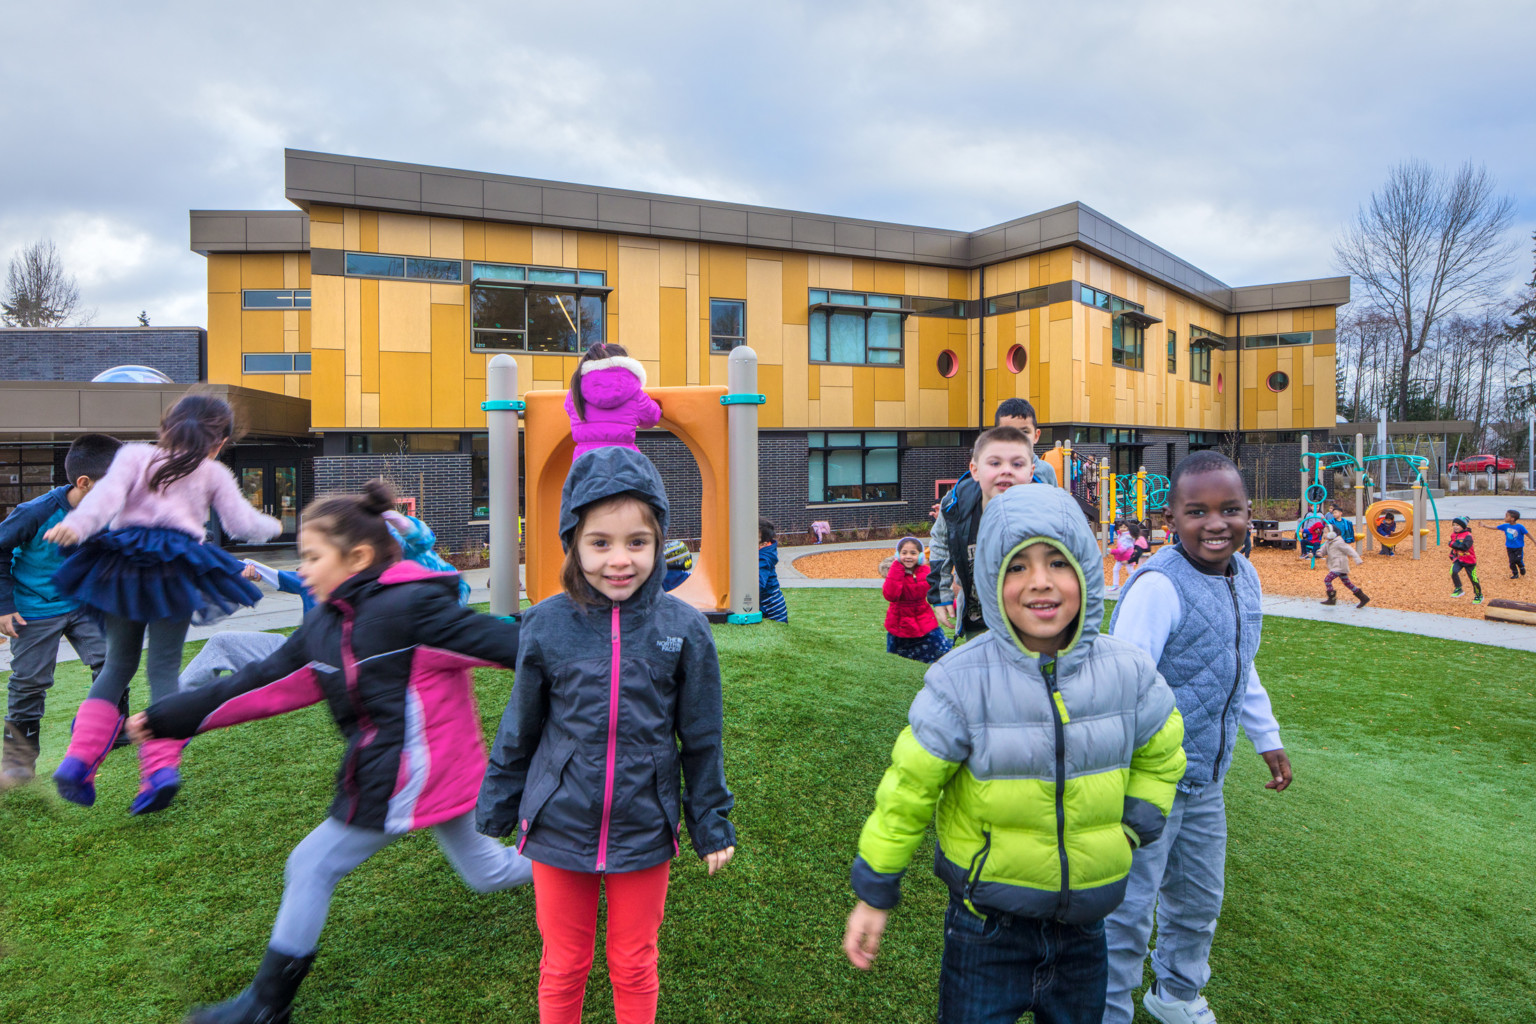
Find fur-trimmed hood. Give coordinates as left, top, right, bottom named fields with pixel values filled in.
left=576, top=356, right=647, bottom=410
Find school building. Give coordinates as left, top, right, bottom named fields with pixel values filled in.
left=189, top=149, right=1348, bottom=549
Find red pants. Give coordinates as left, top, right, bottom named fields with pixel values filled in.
left=532, top=860, right=671, bottom=1024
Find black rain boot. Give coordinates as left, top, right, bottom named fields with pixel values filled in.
left=1, top=719, right=40, bottom=789
left=1320, top=593, right=1337, bottom=606
left=187, top=947, right=315, bottom=1023
left=1356, top=591, right=1370, bottom=608
left=113, top=691, right=133, bottom=749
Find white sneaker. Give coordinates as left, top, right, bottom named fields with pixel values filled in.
left=1143, top=986, right=1217, bottom=1024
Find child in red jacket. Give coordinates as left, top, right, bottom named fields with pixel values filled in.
left=1449, top=516, right=1483, bottom=603
left=883, top=537, right=952, bottom=663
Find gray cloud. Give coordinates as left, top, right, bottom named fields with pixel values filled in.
left=2, top=0, right=1532, bottom=328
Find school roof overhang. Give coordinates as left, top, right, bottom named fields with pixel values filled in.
left=190, top=149, right=1351, bottom=315
left=0, top=382, right=310, bottom=442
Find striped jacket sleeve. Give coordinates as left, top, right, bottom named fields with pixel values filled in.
left=143, top=622, right=322, bottom=739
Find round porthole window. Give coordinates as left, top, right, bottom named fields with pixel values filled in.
left=1006, top=344, right=1028, bottom=373
left=937, top=349, right=959, bottom=378
left=1267, top=370, right=1290, bottom=392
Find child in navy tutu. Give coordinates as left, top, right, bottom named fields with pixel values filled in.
left=46, top=392, right=282, bottom=814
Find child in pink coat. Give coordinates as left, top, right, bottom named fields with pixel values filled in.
left=564, top=342, right=663, bottom=460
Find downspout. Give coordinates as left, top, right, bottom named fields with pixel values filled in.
left=978, top=264, right=986, bottom=430
left=1232, top=311, right=1241, bottom=445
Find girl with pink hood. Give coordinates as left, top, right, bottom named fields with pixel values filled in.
left=564, top=342, right=663, bottom=460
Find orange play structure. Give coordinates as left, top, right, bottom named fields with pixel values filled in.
left=1365, top=499, right=1415, bottom=546
left=523, top=386, right=731, bottom=611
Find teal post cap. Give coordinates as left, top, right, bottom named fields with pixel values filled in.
left=720, top=394, right=767, bottom=406
left=481, top=400, right=526, bottom=411
left=727, top=612, right=764, bottom=624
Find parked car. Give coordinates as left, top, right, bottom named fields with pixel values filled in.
left=1452, top=454, right=1515, bottom=473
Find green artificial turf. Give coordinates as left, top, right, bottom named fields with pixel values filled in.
left=1, top=591, right=1532, bottom=1022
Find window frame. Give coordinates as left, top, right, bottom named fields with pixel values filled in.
left=470, top=282, right=605, bottom=355
left=709, top=298, right=746, bottom=354
left=1167, top=329, right=1177, bottom=373
left=807, top=431, right=902, bottom=504
left=807, top=290, right=908, bottom=367
left=241, top=353, right=312, bottom=374
left=1112, top=316, right=1145, bottom=371
left=241, top=289, right=311, bottom=310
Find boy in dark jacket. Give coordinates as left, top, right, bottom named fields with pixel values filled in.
left=1449, top=516, right=1482, bottom=602
left=0, top=434, right=121, bottom=788
left=759, top=518, right=789, bottom=622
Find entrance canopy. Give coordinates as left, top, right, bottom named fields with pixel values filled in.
left=0, top=381, right=310, bottom=442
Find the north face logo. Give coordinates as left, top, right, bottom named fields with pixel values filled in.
left=657, top=637, right=683, bottom=653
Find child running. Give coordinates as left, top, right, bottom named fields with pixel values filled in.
left=1104, top=450, right=1293, bottom=1024
left=928, top=425, right=1036, bottom=640
left=845, top=484, right=1186, bottom=1024
left=1109, top=522, right=1135, bottom=589
left=46, top=394, right=282, bottom=813
left=0, top=434, right=121, bottom=789
left=1449, top=516, right=1482, bottom=603
left=128, top=480, right=530, bottom=1023
left=758, top=518, right=789, bottom=623
left=477, top=447, right=735, bottom=1024
left=565, top=342, right=663, bottom=461
left=882, top=536, right=951, bottom=663
left=1484, top=510, right=1530, bottom=580
left=1320, top=526, right=1370, bottom=607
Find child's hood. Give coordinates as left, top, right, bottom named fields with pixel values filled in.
left=559, top=446, right=671, bottom=605
left=974, top=484, right=1102, bottom=675
left=576, top=357, right=647, bottom=411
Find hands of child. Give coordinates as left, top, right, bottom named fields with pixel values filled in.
left=933, top=604, right=953, bottom=629
left=705, top=846, right=735, bottom=875
left=0, top=612, right=26, bottom=638
left=126, top=712, right=155, bottom=745
left=242, top=564, right=262, bottom=582
left=42, top=524, right=79, bottom=547
left=843, top=901, right=889, bottom=970
left=1260, top=748, right=1293, bottom=791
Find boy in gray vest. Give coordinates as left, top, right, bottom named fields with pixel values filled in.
left=1103, top=450, right=1294, bottom=1024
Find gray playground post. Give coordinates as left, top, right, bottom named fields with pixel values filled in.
left=1412, top=477, right=1425, bottom=560
left=726, top=346, right=761, bottom=623
left=1298, top=434, right=1310, bottom=560
left=1098, top=457, right=1111, bottom=554
left=1528, top=414, right=1534, bottom=491
left=485, top=355, right=522, bottom=619
left=1356, top=433, right=1369, bottom=553
left=1377, top=408, right=1388, bottom=504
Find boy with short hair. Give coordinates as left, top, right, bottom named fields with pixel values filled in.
left=1483, top=509, right=1529, bottom=580
left=1104, top=449, right=1293, bottom=1024
left=758, top=518, right=788, bottom=623
left=1449, top=516, right=1481, bottom=602
left=845, top=484, right=1186, bottom=1024
left=1, top=433, right=122, bottom=788
left=929, top=426, right=1036, bottom=638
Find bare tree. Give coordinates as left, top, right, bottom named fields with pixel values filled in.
left=2, top=240, right=86, bottom=327
left=1335, top=160, right=1518, bottom=420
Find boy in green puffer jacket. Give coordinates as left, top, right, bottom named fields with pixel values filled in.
left=843, top=484, right=1186, bottom=1024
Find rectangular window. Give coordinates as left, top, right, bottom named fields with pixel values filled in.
left=905, top=431, right=962, bottom=448
left=345, top=253, right=405, bottom=277
left=807, top=431, right=901, bottom=503
left=809, top=308, right=906, bottom=365
left=405, top=257, right=463, bottom=281
left=1112, top=317, right=1145, bottom=370
left=910, top=297, right=966, bottom=317
left=526, top=291, right=581, bottom=353
left=1241, top=331, right=1313, bottom=348
left=242, top=289, right=311, bottom=309
left=710, top=299, right=745, bottom=353
left=241, top=353, right=311, bottom=374
left=1167, top=329, right=1177, bottom=372
left=1190, top=343, right=1213, bottom=385
left=470, top=284, right=601, bottom=354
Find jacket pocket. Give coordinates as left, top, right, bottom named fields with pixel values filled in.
left=653, top=749, right=682, bottom=853
left=962, top=825, right=993, bottom=906
left=517, top=740, right=575, bottom=843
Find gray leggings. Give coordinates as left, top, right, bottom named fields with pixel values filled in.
left=86, top=614, right=190, bottom=707
left=178, top=631, right=287, bottom=691
left=270, top=813, right=533, bottom=956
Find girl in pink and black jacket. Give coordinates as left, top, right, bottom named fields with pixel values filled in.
left=129, top=480, right=529, bottom=1024
left=565, top=342, right=663, bottom=460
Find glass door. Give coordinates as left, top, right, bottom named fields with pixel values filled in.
left=273, top=465, right=298, bottom=537
left=232, top=461, right=301, bottom=543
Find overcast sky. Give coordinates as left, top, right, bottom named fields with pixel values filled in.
left=2, top=0, right=1532, bottom=328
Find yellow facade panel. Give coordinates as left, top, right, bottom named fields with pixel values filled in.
left=781, top=254, right=809, bottom=325
left=343, top=209, right=360, bottom=251
left=485, top=224, right=533, bottom=264
left=820, top=385, right=853, bottom=426
left=760, top=364, right=784, bottom=429
left=463, top=221, right=485, bottom=261
left=874, top=400, right=905, bottom=428
left=208, top=255, right=241, bottom=294
left=817, top=257, right=854, bottom=291
left=707, top=246, right=747, bottom=299
left=656, top=240, right=685, bottom=287
left=430, top=283, right=463, bottom=305
left=820, top=364, right=853, bottom=388
left=241, top=255, right=284, bottom=289
left=919, top=388, right=948, bottom=426
left=707, top=353, right=728, bottom=386
left=345, top=375, right=361, bottom=427
left=309, top=276, right=344, bottom=349
left=852, top=366, right=875, bottom=424
left=873, top=261, right=904, bottom=296
left=283, top=253, right=300, bottom=289
left=376, top=213, right=431, bottom=257
left=310, top=221, right=343, bottom=250
left=685, top=271, right=701, bottom=385
left=579, top=232, right=609, bottom=271
left=531, top=228, right=563, bottom=266
left=378, top=352, right=433, bottom=427
left=745, top=258, right=783, bottom=363
left=344, top=278, right=362, bottom=376
left=431, top=304, right=465, bottom=427
left=659, top=287, right=687, bottom=387
left=463, top=379, right=487, bottom=430
left=309, top=205, right=342, bottom=224
left=377, top=280, right=432, bottom=353
left=429, top=218, right=464, bottom=259
left=617, top=244, right=661, bottom=361
left=207, top=292, right=242, bottom=384
left=310, top=350, right=345, bottom=427
left=360, top=211, right=379, bottom=254
left=808, top=363, right=820, bottom=400
left=947, top=376, right=969, bottom=427
left=360, top=279, right=379, bottom=391
left=240, top=309, right=284, bottom=352
left=874, top=366, right=904, bottom=402
left=782, top=347, right=808, bottom=428
left=361, top=392, right=380, bottom=428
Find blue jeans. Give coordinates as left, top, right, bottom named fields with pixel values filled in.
left=939, top=897, right=1108, bottom=1024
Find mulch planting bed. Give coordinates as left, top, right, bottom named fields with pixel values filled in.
left=793, top=520, right=1530, bottom=622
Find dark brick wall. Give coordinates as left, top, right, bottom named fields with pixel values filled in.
left=637, top=433, right=704, bottom=540
left=1236, top=441, right=1304, bottom=501
left=314, top=454, right=474, bottom=553
left=0, top=327, right=205, bottom=382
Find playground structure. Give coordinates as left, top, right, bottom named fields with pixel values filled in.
left=1299, top=432, right=1442, bottom=563
left=482, top=347, right=765, bottom=624
left=1040, top=442, right=1169, bottom=553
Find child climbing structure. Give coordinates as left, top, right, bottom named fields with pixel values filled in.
left=482, top=348, right=765, bottom=623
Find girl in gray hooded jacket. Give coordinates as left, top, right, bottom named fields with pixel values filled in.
left=477, top=447, right=736, bottom=1024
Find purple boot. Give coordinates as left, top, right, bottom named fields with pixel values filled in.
left=52, top=698, right=126, bottom=807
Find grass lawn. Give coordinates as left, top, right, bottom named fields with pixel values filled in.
left=0, top=589, right=1532, bottom=1022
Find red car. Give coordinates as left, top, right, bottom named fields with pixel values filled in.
left=1453, top=454, right=1515, bottom=473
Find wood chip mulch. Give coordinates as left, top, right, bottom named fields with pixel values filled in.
left=792, top=521, right=1528, bottom=622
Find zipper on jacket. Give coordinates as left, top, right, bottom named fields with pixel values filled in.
left=962, top=826, right=993, bottom=913
left=596, top=604, right=622, bottom=871
left=1044, top=659, right=1071, bottom=917
left=334, top=599, right=375, bottom=824
left=1214, top=574, right=1244, bottom=782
